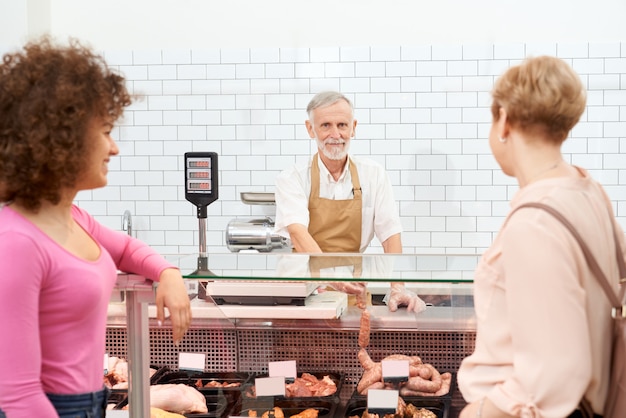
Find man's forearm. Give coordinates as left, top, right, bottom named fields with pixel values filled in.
left=382, top=233, right=405, bottom=291
left=287, top=223, right=323, bottom=253
left=381, top=233, right=402, bottom=254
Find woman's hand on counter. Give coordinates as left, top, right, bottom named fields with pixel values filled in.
left=155, top=268, right=192, bottom=345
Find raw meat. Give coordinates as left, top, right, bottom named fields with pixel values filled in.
left=150, top=384, right=208, bottom=414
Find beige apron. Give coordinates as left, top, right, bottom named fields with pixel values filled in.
left=308, top=255, right=363, bottom=277
left=308, top=153, right=362, bottom=253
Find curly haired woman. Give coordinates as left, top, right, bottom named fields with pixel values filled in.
left=0, top=37, right=192, bottom=418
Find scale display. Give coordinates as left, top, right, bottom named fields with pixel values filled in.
left=184, top=152, right=218, bottom=213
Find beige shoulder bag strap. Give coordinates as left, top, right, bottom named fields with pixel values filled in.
left=511, top=202, right=626, bottom=305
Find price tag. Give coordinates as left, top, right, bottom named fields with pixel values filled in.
left=178, top=352, right=206, bottom=371
left=268, top=360, right=297, bottom=383
left=103, top=353, right=109, bottom=375
left=367, top=389, right=398, bottom=416
left=255, top=376, right=286, bottom=397
left=381, top=359, right=409, bottom=384
left=106, top=411, right=130, bottom=417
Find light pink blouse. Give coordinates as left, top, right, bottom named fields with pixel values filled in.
left=457, top=168, right=625, bottom=417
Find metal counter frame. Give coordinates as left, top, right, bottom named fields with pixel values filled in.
left=114, top=273, right=154, bottom=418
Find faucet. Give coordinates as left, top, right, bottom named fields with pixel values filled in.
left=122, top=210, right=132, bottom=237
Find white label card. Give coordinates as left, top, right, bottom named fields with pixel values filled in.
left=381, top=359, right=409, bottom=380
left=103, top=353, right=109, bottom=374
left=178, top=352, right=206, bottom=371
left=106, top=411, right=130, bottom=418
left=255, top=376, right=286, bottom=397
left=367, top=389, right=399, bottom=413
left=268, top=360, right=297, bottom=380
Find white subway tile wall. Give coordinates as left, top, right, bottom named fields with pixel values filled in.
left=76, top=42, right=626, bottom=255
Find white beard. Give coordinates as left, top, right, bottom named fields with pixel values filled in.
left=316, top=136, right=350, bottom=161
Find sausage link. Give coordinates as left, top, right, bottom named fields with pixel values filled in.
left=409, top=364, right=432, bottom=379
left=403, top=369, right=442, bottom=394
left=357, top=363, right=382, bottom=394
left=358, top=310, right=371, bottom=348
left=358, top=348, right=376, bottom=370
left=358, top=381, right=385, bottom=395
left=400, top=372, right=451, bottom=397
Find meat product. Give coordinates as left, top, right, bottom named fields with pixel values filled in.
left=404, top=404, right=438, bottom=418
left=356, top=290, right=368, bottom=309
left=262, top=407, right=284, bottom=418
left=348, top=399, right=437, bottom=418
left=194, top=379, right=241, bottom=389
left=402, top=376, right=440, bottom=393
left=150, top=407, right=185, bottom=418
left=401, top=364, right=442, bottom=393
left=289, top=408, right=319, bottom=418
left=356, top=350, right=450, bottom=396
left=247, top=407, right=319, bottom=418
left=104, top=357, right=128, bottom=388
left=288, top=382, right=313, bottom=397
left=358, top=348, right=376, bottom=370
left=104, top=357, right=157, bottom=389
left=357, top=362, right=382, bottom=394
left=382, top=354, right=422, bottom=366
left=285, top=373, right=337, bottom=397
left=303, top=375, right=338, bottom=397
left=359, top=310, right=371, bottom=348
left=247, top=373, right=337, bottom=398
left=358, top=380, right=385, bottom=395
left=399, top=372, right=451, bottom=397
left=150, top=384, right=208, bottom=414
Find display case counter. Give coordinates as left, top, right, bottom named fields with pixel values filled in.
left=108, top=253, right=478, bottom=417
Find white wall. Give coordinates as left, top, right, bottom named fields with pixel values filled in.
left=3, top=0, right=626, bottom=49
left=1, top=1, right=626, bottom=255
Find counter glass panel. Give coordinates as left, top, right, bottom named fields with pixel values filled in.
left=174, top=253, right=478, bottom=283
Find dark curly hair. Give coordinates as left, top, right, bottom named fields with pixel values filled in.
left=0, top=36, right=132, bottom=211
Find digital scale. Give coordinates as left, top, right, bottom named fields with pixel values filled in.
left=184, top=152, right=218, bottom=276
left=204, top=281, right=319, bottom=306
left=184, top=152, right=316, bottom=306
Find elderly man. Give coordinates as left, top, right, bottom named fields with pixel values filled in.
left=274, top=91, right=425, bottom=312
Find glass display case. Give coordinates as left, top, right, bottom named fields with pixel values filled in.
left=109, top=253, right=479, bottom=417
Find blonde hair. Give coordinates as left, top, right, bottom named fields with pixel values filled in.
left=491, top=56, right=586, bottom=143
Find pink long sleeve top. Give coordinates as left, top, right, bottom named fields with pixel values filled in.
left=0, top=204, right=175, bottom=418
left=457, top=167, right=626, bottom=418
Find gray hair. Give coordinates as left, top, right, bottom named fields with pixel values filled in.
left=306, top=91, right=354, bottom=122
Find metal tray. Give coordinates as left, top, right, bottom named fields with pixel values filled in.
left=106, top=365, right=170, bottom=400
left=154, top=370, right=253, bottom=393
left=114, top=393, right=233, bottom=418
left=239, top=398, right=337, bottom=418
left=243, top=371, right=343, bottom=401
left=353, top=372, right=455, bottom=400
left=343, top=396, right=450, bottom=418
left=240, top=192, right=276, bottom=205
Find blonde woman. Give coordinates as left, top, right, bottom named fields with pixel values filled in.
left=458, top=56, right=624, bottom=418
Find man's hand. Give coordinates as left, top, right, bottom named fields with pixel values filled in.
left=320, top=282, right=368, bottom=309
left=326, top=281, right=367, bottom=295
left=385, top=284, right=427, bottom=313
